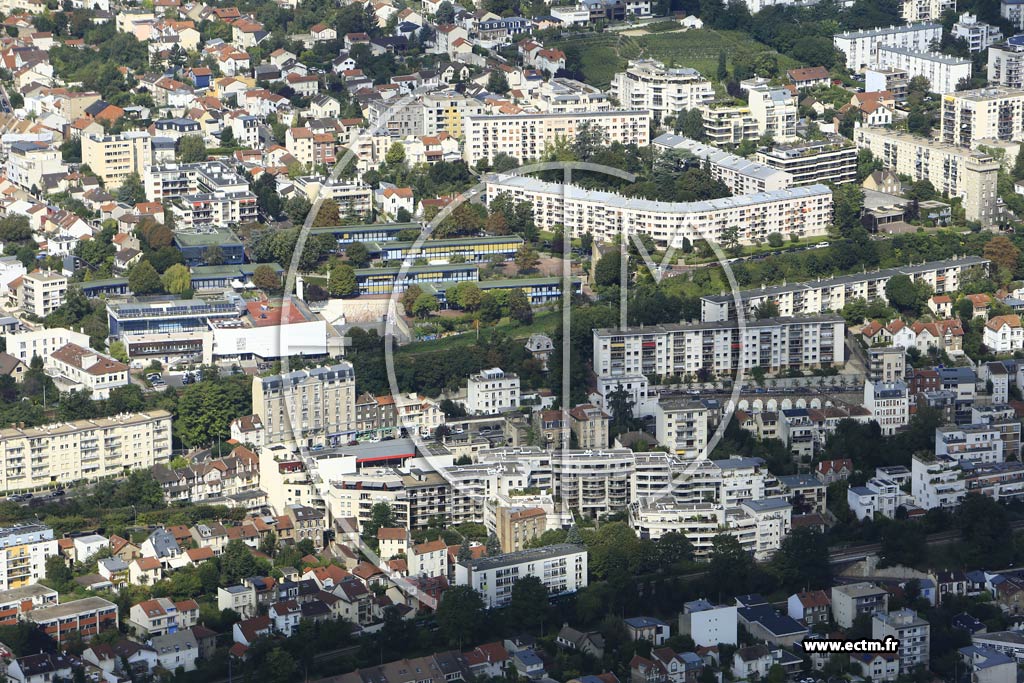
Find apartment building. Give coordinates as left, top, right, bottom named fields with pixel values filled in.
left=454, top=544, right=587, bottom=608
left=82, top=132, right=151, bottom=189
left=988, top=37, right=1024, bottom=88
left=834, top=23, right=942, bottom=71
left=755, top=137, right=858, bottom=186
left=47, top=343, right=129, bottom=400
left=484, top=175, right=833, bottom=249
left=831, top=582, right=889, bottom=628
left=698, top=104, right=760, bottom=145
left=495, top=506, right=548, bottom=553
left=654, top=398, right=709, bottom=460
left=5, top=328, right=89, bottom=364
left=553, top=449, right=634, bottom=518
left=532, top=77, right=610, bottom=113
left=746, top=83, right=799, bottom=141
left=464, top=110, right=651, bottom=165
left=701, top=256, right=989, bottom=321
left=25, top=597, right=119, bottom=645
left=863, top=381, right=909, bottom=436
left=853, top=126, right=1000, bottom=226
left=971, top=404, right=1021, bottom=458
left=653, top=135, right=793, bottom=194
left=146, top=162, right=259, bottom=230
left=466, top=367, right=520, bottom=415
left=628, top=499, right=792, bottom=560
left=21, top=270, right=67, bottom=318
left=935, top=424, right=1005, bottom=463
left=953, top=13, right=1002, bottom=52
left=868, top=346, right=906, bottom=384
left=592, top=316, right=845, bottom=380
left=7, top=142, right=67, bottom=193
left=252, top=364, right=356, bottom=448
left=873, top=610, right=930, bottom=670
left=875, top=46, right=971, bottom=94
left=0, top=524, right=57, bottom=591
left=902, top=0, right=955, bottom=21
left=941, top=87, right=1024, bottom=147
left=568, top=404, right=610, bottom=450
left=847, top=477, right=906, bottom=519
left=0, top=411, right=172, bottom=490
left=422, top=91, right=486, bottom=137
left=285, top=128, right=336, bottom=168
left=609, top=59, right=714, bottom=122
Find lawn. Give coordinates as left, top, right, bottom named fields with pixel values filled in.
left=399, top=308, right=562, bottom=353
left=552, top=29, right=799, bottom=88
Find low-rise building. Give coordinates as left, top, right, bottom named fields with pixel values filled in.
left=455, top=544, right=588, bottom=608
left=873, top=610, right=930, bottom=670
left=831, top=582, right=888, bottom=629
left=466, top=367, right=520, bottom=415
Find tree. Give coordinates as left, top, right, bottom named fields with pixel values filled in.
left=508, top=576, right=549, bottom=631
left=312, top=199, right=341, bottom=227
left=436, top=585, right=485, bottom=646
left=707, top=533, right=754, bottom=597
left=514, top=244, right=540, bottom=273
left=411, top=292, right=438, bottom=318
left=221, top=539, right=262, bottom=584
left=252, top=265, right=282, bottom=292
left=716, top=49, right=728, bottom=81
left=204, top=245, right=225, bottom=266
left=485, top=532, right=501, bottom=555
left=401, top=285, right=423, bottom=311
left=832, top=183, right=865, bottom=237
left=220, top=126, right=236, bottom=147
left=657, top=532, right=694, bottom=564
left=116, top=173, right=145, bottom=205
left=363, top=502, right=397, bottom=539
left=457, top=537, right=472, bottom=563
left=385, top=142, right=406, bottom=167
left=487, top=70, right=510, bottom=95
left=507, top=288, right=532, bottom=324
left=958, top=493, right=1013, bottom=568
left=346, top=241, right=371, bottom=267
left=983, top=235, right=1020, bottom=275
left=1014, top=148, right=1024, bottom=182
left=284, top=195, right=312, bottom=224
left=767, top=232, right=784, bottom=248
left=434, top=0, right=456, bottom=22
left=160, top=263, right=191, bottom=294
left=880, top=520, right=928, bottom=568
left=885, top=274, right=929, bottom=315
left=177, top=135, right=207, bottom=163
left=449, top=282, right=483, bottom=311
left=769, top=528, right=831, bottom=592
left=128, top=260, right=163, bottom=295
left=45, top=555, right=73, bottom=592
left=753, top=299, right=780, bottom=319
left=675, top=108, right=706, bottom=140
left=265, top=648, right=297, bottom=683
left=594, top=251, right=623, bottom=288
left=328, top=264, right=358, bottom=297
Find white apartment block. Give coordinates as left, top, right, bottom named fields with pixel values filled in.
left=988, top=39, right=1024, bottom=88
left=47, top=343, right=130, bottom=400
left=466, top=367, right=520, bottom=415
left=853, top=126, right=1000, bottom=226
left=755, top=137, right=858, bottom=186
left=699, top=104, right=760, bottom=145
left=940, top=87, right=1024, bottom=146
left=654, top=398, right=709, bottom=460
left=653, top=135, right=793, bottom=194
left=701, top=256, right=989, bottom=321
left=903, top=0, right=955, bottom=22
left=484, top=175, right=833, bottom=249
left=863, top=381, right=909, bottom=436
left=145, top=161, right=258, bottom=229
left=911, top=453, right=967, bottom=508
left=935, top=424, right=1005, bottom=464
left=251, top=364, right=356, bottom=448
left=592, top=316, right=845, bottom=380
left=5, top=328, right=90, bottom=364
left=875, top=46, right=971, bottom=94
left=609, top=60, right=714, bottom=122
left=0, top=524, right=57, bottom=591
left=628, top=498, right=792, bottom=560
left=463, top=110, right=651, bottom=166
left=1003, top=0, right=1024, bottom=29
left=0, top=411, right=172, bottom=491
left=834, top=23, right=943, bottom=71
left=873, top=610, right=930, bottom=670
left=553, top=450, right=634, bottom=518
left=454, top=544, right=587, bottom=608
left=7, top=142, right=66, bottom=193
left=746, top=84, right=799, bottom=141
left=847, top=477, right=905, bottom=520
left=21, top=270, right=67, bottom=318
left=953, top=13, right=1002, bottom=52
